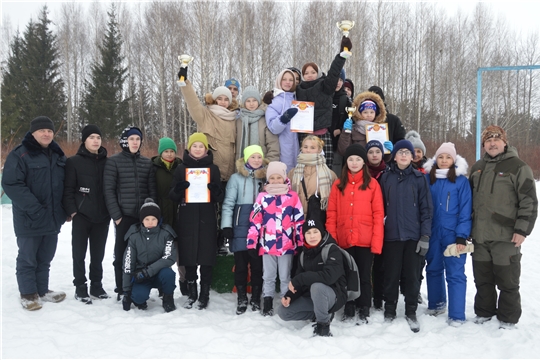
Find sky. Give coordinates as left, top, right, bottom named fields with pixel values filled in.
left=1, top=0, right=540, bottom=37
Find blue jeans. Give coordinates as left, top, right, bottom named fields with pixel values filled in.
left=131, top=268, right=176, bottom=304
left=16, top=235, right=58, bottom=295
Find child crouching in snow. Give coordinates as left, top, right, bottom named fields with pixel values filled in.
left=247, top=161, right=304, bottom=316
left=122, top=198, right=177, bottom=312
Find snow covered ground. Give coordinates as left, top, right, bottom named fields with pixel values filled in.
left=2, top=183, right=540, bottom=359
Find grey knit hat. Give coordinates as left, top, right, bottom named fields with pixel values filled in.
left=405, top=130, right=426, bottom=156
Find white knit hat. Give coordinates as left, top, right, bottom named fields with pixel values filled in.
left=435, top=142, right=457, bottom=163
left=212, top=86, right=232, bottom=103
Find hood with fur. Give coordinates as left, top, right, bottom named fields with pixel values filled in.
left=351, top=91, right=387, bottom=124
left=235, top=157, right=269, bottom=179
left=424, top=154, right=468, bottom=177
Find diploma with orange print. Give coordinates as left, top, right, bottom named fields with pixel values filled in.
left=289, top=100, right=314, bottom=133
left=185, top=168, right=210, bottom=203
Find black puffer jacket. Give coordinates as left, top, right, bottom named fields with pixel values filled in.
left=296, top=54, right=346, bottom=131
left=63, top=143, right=109, bottom=223
left=103, top=150, right=157, bottom=221
left=285, top=232, right=347, bottom=313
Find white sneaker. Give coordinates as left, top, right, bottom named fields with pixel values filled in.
left=473, top=316, right=492, bottom=324
left=21, top=293, right=42, bottom=311
left=499, top=321, right=516, bottom=330
left=40, top=290, right=66, bottom=303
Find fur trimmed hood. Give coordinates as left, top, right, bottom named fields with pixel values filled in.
left=235, top=157, right=268, bottom=178
left=424, top=154, right=468, bottom=177
left=21, top=131, right=64, bottom=157
left=351, top=91, right=387, bottom=124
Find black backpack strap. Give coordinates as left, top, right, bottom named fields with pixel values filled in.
left=301, top=177, right=308, bottom=199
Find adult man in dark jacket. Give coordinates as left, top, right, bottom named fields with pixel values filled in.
left=103, top=125, right=157, bottom=300
left=469, top=125, right=537, bottom=329
left=2, top=116, right=68, bottom=310
left=63, top=125, right=110, bottom=303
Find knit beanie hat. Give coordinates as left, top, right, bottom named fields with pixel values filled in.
left=368, top=85, right=385, bottom=101
left=339, top=69, right=346, bottom=82
left=212, top=86, right=232, bottom=103
left=30, top=116, right=55, bottom=133
left=360, top=100, right=377, bottom=113
left=81, top=124, right=101, bottom=143
left=224, top=78, right=241, bottom=92
left=366, top=140, right=384, bottom=154
left=343, top=79, right=354, bottom=96
left=344, top=143, right=368, bottom=164
left=241, top=86, right=261, bottom=107
left=139, top=198, right=161, bottom=223
left=187, top=132, right=208, bottom=150
left=288, top=67, right=302, bottom=79
left=266, top=161, right=287, bottom=181
left=120, top=126, right=143, bottom=151
left=405, top=130, right=426, bottom=155
left=243, top=144, right=264, bottom=163
left=158, top=137, right=177, bottom=155
left=391, top=139, right=415, bottom=160
left=434, top=142, right=457, bottom=163
left=481, top=125, right=507, bottom=145
left=302, top=209, right=326, bottom=237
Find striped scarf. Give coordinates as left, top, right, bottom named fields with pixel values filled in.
left=292, top=153, right=333, bottom=210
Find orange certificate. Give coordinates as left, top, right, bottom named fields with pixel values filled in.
left=185, top=168, right=210, bottom=203
left=290, top=101, right=314, bottom=133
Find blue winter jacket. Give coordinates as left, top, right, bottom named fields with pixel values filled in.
left=380, top=162, right=433, bottom=241
left=424, top=155, right=472, bottom=239
left=265, top=89, right=298, bottom=173
left=221, top=158, right=267, bottom=252
left=2, top=132, right=67, bottom=237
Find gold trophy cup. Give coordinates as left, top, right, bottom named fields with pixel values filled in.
left=177, top=54, right=194, bottom=87
left=344, top=106, right=356, bottom=133
left=337, top=20, right=355, bottom=56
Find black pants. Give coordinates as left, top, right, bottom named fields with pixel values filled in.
left=383, top=240, right=424, bottom=310
left=234, top=250, right=263, bottom=287
left=113, top=216, right=139, bottom=293
left=345, top=246, right=373, bottom=308
left=185, top=265, right=213, bottom=285
left=72, top=216, right=109, bottom=287
left=372, top=253, right=384, bottom=301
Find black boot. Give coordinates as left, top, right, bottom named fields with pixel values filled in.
left=89, top=283, right=110, bottom=299
left=197, top=283, right=211, bottom=310
left=184, top=280, right=198, bottom=309
left=357, top=306, right=370, bottom=325
left=313, top=322, right=332, bottom=337
left=341, top=301, right=355, bottom=321
left=236, top=285, right=248, bottom=315
left=405, top=304, right=420, bottom=332
left=262, top=296, right=273, bottom=316
left=384, top=301, right=397, bottom=322
left=250, top=286, right=261, bottom=311
left=373, top=298, right=383, bottom=310
left=179, top=280, right=188, bottom=296
left=162, top=294, right=176, bottom=313
left=75, top=284, right=92, bottom=305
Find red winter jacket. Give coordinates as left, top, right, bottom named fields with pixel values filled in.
left=326, top=170, right=385, bottom=254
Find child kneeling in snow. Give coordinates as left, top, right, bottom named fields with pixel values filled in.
left=122, top=198, right=177, bottom=312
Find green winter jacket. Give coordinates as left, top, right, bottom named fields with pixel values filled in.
left=469, top=146, right=537, bottom=243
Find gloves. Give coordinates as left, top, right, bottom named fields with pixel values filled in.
left=280, top=108, right=298, bottom=124
left=444, top=243, right=475, bottom=257
left=174, top=181, right=190, bottom=193
left=340, top=36, right=353, bottom=53
left=122, top=292, right=132, bottom=311
left=207, top=182, right=221, bottom=198
left=263, top=90, right=274, bottom=105
left=222, top=227, right=233, bottom=241
left=384, top=141, right=393, bottom=152
left=343, top=118, right=353, bottom=131
left=415, top=235, right=430, bottom=256
left=133, top=268, right=150, bottom=283
left=178, top=67, right=188, bottom=81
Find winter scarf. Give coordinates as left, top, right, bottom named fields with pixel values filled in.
left=265, top=183, right=289, bottom=195
left=292, top=153, right=334, bottom=210
left=353, top=119, right=376, bottom=135
left=208, top=104, right=237, bottom=121
left=435, top=168, right=450, bottom=179
left=239, top=108, right=265, bottom=151
left=367, top=160, right=387, bottom=180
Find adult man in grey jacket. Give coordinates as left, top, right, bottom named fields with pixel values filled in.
left=469, top=125, right=537, bottom=329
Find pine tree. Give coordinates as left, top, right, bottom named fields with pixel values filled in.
left=1, top=7, right=66, bottom=142
left=80, top=4, right=129, bottom=138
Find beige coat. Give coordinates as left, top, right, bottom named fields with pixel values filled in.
left=288, top=165, right=338, bottom=213
left=181, top=81, right=236, bottom=181
left=235, top=106, right=280, bottom=163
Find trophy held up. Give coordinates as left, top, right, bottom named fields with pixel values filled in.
left=337, top=20, right=354, bottom=58
left=177, top=54, right=194, bottom=87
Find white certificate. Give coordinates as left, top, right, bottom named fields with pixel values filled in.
left=365, top=123, right=390, bottom=154
left=185, top=168, right=210, bottom=203
left=290, top=101, right=314, bottom=133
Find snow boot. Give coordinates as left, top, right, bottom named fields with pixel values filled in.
left=236, top=285, right=248, bottom=315
left=179, top=280, right=188, bottom=296
left=184, top=280, right=198, bottom=309
left=21, top=293, right=42, bottom=311
left=313, top=322, right=332, bottom=337
left=262, top=296, right=274, bottom=316
left=134, top=301, right=148, bottom=310
left=356, top=306, right=370, bottom=325
left=384, top=301, right=397, bottom=322
left=405, top=305, right=420, bottom=333
left=250, top=285, right=262, bottom=311
left=75, top=284, right=92, bottom=304
left=373, top=298, right=383, bottom=311
left=473, top=316, right=492, bottom=325
left=197, top=283, right=211, bottom=310
left=162, top=294, right=176, bottom=313
left=341, top=301, right=355, bottom=322
left=89, top=284, right=110, bottom=299
left=40, top=290, right=66, bottom=303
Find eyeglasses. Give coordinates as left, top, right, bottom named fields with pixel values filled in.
left=396, top=150, right=412, bottom=156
